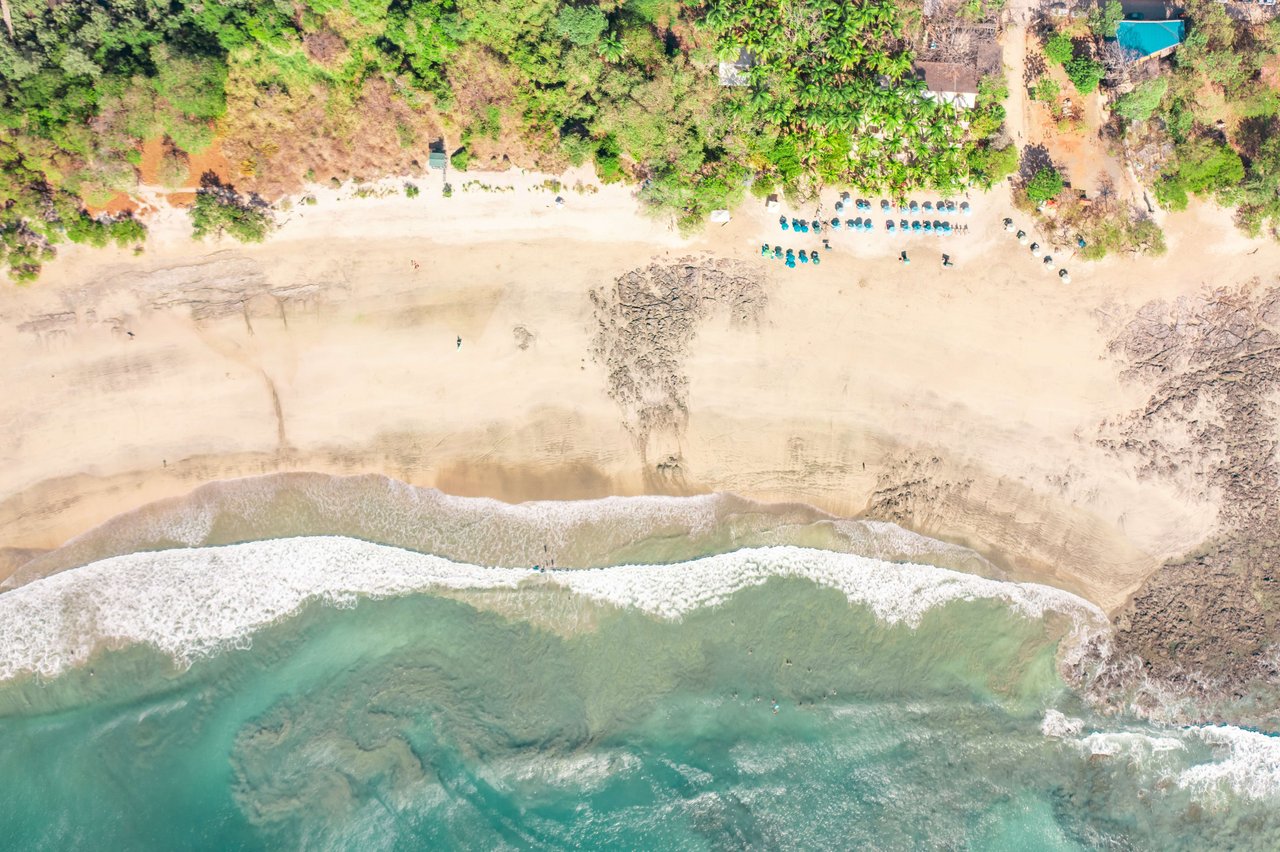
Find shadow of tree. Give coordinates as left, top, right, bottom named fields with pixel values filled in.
left=1019, top=144, right=1055, bottom=181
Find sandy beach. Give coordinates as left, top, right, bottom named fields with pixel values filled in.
left=2, top=163, right=1277, bottom=614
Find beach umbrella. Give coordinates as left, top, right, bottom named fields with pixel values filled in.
left=1077, top=236, right=1087, bottom=249
left=909, top=201, right=920, bottom=214
left=1059, top=269, right=1071, bottom=283
left=912, top=221, right=922, bottom=232
left=1017, top=230, right=1028, bottom=245
left=900, top=219, right=908, bottom=231
left=960, top=202, right=972, bottom=216
left=1003, top=218, right=1014, bottom=231
left=761, top=244, right=770, bottom=256
left=812, top=220, right=822, bottom=232
left=835, top=200, right=845, bottom=213
left=1030, top=242, right=1042, bottom=257
left=812, top=252, right=821, bottom=266
left=881, top=199, right=891, bottom=212
left=923, top=221, right=932, bottom=233
left=947, top=201, right=957, bottom=213
left=799, top=250, right=809, bottom=264
left=865, top=220, right=875, bottom=232
left=1043, top=256, right=1055, bottom=269
left=786, top=258, right=796, bottom=268
left=774, top=246, right=783, bottom=258
left=846, top=219, right=856, bottom=229
left=886, top=220, right=896, bottom=233
left=831, top=218, right=841, bottom=229
left=780, top=216, right=789, bottom=230
left=899, top=204, right=909, bottom=215
left=923, top=201, right=933, bottom=212
left=942, top=222, right=953, bottom=234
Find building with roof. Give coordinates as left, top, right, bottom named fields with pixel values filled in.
left=912, top=61, right=980, bottom=109
left=1112, top=18, right=1186, bottom=60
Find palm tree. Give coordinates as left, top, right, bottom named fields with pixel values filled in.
left=599, top=34, right=626, bottom=64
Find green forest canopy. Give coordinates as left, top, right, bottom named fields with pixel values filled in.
left=0, top=0, right=1017, bottom=279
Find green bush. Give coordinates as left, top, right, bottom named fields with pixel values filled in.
left=450, top=149, right=471, bottom=172
left=1032, top=77, right=1061, bottom=103
left=594, top=137, right=623, bottom=183
left=555, top=6, right=607, bottom=47
left=1155, top=176, right=1189, bottom=210
left=1113, top=78, right=1168, bottom=122
left=1088, top=0, right=1123, bottom=37
left=1026, top=167, right=1065, bottom=203
left=404, top=183, right=420, bottom=198
left=1065, top=58, right=1106, bottom=95
left=1044, top=33, right=1075, bottom=65
left=190, top=183, right=273, bottom=242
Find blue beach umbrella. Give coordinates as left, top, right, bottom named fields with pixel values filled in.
left=846, top=219, right=856, bottom=229
left=835, top=200, right=845, bottom=213
left=831, top=218, right=842, bottom=229
left=812, top=220, right=822, bottom=233
left=799, top=250, right=809, bottom=264
left=774, top=246, right=783, bottom=258
left=909, top=201, right=919, bottom=214
left=923, top=221, right=932, bottom=233
left=781, top=218, right=789, bottom=231
left=811, top=252, right=821, bottom=265
left=923, top=201, right=933, bottom=212
left=911, top=221, right=921, bottom=232
left=865, top=219, right=875, bottom=231
left=786, top=258, right=796, bottom=268
left=886, top=220, right=896, bottom=233
left=761, top=244, right=770, bottom=256
left=881, top=199, right=891, bottom=211
left=961, top=202, right=972, bottom=216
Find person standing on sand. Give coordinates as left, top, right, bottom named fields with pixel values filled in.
left=456, top=336, right=462, bottom=350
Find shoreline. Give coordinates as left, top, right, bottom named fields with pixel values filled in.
left=2, top=165, right=1279, bottom=621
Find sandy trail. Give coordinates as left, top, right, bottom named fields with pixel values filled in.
left=1, top=162, right=1276, bottom=612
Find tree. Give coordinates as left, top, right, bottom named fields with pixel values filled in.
left=190, top=175, right=273, bottom=242
left=1113, top=77, right=1168, bottom=122
left=1033, top=77, right=1061, bottom=103
left=1026, top=166, right=1065, bottom=203
left=555, top=6, right=607, bottom=47
left=1044, top=33, right=1075, bottom=65
left=1088, top=0, right=1123, bottom=38
left=1065, top=58, right=1106, bottom=95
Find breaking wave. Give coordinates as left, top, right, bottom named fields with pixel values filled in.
left=0, top=536, right=1104, bottom=683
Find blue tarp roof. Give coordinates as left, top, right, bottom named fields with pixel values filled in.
left=1114, top=19, right=1185, bottom=56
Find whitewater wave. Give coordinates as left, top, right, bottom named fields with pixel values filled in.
left=0, top=536, right=1103, bottom=682
left=1179, top=726, right=1280, bottom=803
left=4, top=475, right=995, bottom=592
left=1049, top=718, right=1280, bottom=803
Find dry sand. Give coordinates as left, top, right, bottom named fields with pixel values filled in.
left=2, top=163, right=1276, bottom=613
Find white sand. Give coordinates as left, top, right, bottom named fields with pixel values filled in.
left=1, top=163, right=1275, bottom=610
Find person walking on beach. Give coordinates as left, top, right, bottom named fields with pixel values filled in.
left=456, top=335, right=462, bottom=350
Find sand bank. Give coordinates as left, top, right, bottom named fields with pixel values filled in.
left=2, top=163, right=1276, bottom=613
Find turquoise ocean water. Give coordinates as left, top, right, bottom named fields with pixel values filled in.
left=1, top=476, right=1277, bottom=850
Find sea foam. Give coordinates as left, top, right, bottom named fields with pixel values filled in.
left=0, top=536, right=1105, bottom=683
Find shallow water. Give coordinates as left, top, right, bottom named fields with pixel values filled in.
left=2, top=479, right=1278, bottom=850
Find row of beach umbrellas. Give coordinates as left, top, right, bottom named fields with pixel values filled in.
left=781, top=216, right=960, bottom=235
left=1003, top=218, right=1070, bottom=283
left=836, top=198, right=972, bottom=217
left=760, top=245, right=821, bottom=268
